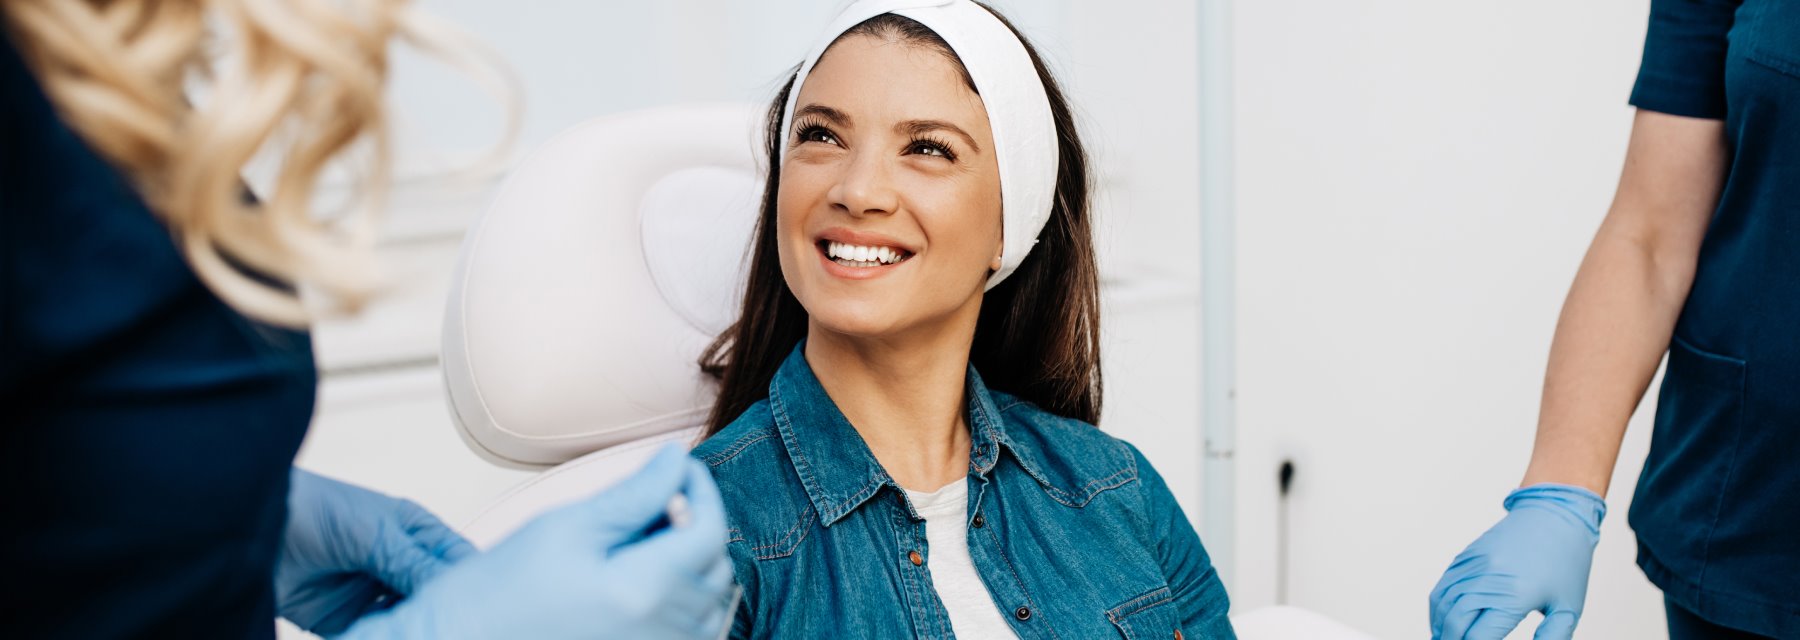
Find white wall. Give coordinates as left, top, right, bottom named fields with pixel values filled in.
left=1230, top=1, right=1667, bottom=638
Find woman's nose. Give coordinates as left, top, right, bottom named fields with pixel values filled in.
left=827, top=149, right=899, bottom=217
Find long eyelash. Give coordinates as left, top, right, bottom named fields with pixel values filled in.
left=792, top=118, right=831, bottom=146
left=913, top=135, right=958, bottom=161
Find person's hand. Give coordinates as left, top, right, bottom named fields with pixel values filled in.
left=338, top=444, right=734, bottom=640
left=1428, top=483, right=1607, bottom=640
left=276, top=469, right=475, bottom=635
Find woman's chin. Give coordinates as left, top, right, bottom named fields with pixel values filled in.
left=808, top=309, right=906, bottom=341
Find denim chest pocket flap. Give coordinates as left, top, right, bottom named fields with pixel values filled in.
left=1107, top=586, right=1184, bottom=640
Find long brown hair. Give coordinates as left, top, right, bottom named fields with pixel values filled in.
left=699, top=6, right=1100, bottom=436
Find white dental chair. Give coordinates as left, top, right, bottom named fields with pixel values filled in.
left=439, top=104, right=1371, bottom=640
left=441, top=102, right=765, bottom=545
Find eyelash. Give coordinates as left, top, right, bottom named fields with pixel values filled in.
left=793, top=119, right=958, bottom=162
left=908, top=136, right=957, bottom=161
left=795, top=120, right=838, bottom=146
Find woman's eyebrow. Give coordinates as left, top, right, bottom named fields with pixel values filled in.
left=900, top=120, right=981, bottom=153
left=795, top=104, right=852, bottom=128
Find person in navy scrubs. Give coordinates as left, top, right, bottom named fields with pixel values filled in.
left=1429, top=2, right=1799, bottom=639
left=1, top=4, right=730, bottom=639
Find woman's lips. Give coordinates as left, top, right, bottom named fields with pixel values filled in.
left=811, top=227, right=917, bottom=280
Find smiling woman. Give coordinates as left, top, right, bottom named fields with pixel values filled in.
left=777, top=26, right=1005, bottom=340
left=691, top=1, right=1235, bottom=639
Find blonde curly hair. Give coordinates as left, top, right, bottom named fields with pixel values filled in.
left=2, top=0, right=513, bottom=325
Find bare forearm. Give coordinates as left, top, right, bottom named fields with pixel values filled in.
left=1521, top=110, right=1725, bottom=497
left=1522, top=225, right=1693, bottom=496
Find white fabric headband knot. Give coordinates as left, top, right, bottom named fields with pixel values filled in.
left=779, top=0, right=1059, bottom=290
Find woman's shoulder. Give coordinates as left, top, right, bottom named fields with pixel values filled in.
left=987, top=391, right=1152, bottom=508
left=692, top=400, right=798, bottom=503
left=692, top=400, right=783, bottom=469
left=990, top=391, right=1122, bottom=445
left=690, top=400, right=816, bottom=561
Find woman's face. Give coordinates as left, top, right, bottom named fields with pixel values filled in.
left=776, top=34, right=1004, bottom=341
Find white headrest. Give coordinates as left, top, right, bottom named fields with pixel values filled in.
left=442, top=104, right=765, bottom=467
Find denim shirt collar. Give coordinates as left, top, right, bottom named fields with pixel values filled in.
left=768, top=343, right=1048, bottom=527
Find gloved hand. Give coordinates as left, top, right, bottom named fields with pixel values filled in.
left=276, top=469, right=476, bottom=635
left=1428, top=483, right=1607, bottom=640
left=337, top=444, right=735, bottom=640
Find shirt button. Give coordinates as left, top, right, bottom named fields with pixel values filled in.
left=909, top=550, right=923, bottom=566
left=971, top=514, right=986, bottom=528
left=1014, top=606, right=1032, bottom=621
left=1174, top=631, right=1184, bottom=640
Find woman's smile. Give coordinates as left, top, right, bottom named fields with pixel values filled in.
left=814, top=228, right=917, bottom=280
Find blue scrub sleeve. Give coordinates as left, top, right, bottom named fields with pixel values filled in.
left=1629, top=0, right=1742, bottom=119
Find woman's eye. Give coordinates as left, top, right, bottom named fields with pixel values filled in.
left=909, top=141, right=954, bottom=160
left=798, top=126, right=838, bottom=145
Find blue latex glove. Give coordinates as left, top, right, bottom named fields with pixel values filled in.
left=337, top=444, right=734, bottom=640
left=276, top=469, right=476, bottom=635
left=1428, top=483, right=1607, bottom=640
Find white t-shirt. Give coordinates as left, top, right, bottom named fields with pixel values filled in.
left=904, top=479, right=1020, bottom=639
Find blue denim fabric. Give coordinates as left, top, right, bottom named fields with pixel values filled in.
left=693, top=345, right=1234, bottom=639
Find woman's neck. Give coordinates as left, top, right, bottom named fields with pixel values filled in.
left=805, top=313, right=979, bottom=492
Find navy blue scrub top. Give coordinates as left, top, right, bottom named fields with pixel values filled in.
left=0, top=28, right=314, bottom=639
left=1625, top=1, right=1800, bottom=637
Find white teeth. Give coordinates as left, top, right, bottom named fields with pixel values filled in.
left=824, top=241, right=907, bottom=266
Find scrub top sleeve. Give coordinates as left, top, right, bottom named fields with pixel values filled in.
left=1629, top=0, right=1742, bottom=119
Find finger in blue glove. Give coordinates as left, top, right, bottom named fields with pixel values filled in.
left=1427, top=483, right=1605, bottom=640
left=276, top=469, right=475, bottom=635
left=337, top=444, right=736, bottom=640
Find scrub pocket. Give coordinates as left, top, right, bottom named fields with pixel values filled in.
left=1630, top=336, right=1748, bottom=578
left=1107, top=586, right=1184, bottom=640
left=1741, top=1, right=1800, bottom=78
left=1745, top=38, right=1800, bottom=80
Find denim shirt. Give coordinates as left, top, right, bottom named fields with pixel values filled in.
left=693, top=346, right=1235, bottom=639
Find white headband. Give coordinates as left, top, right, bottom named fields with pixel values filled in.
left=779, top=0, right=1058, bottom=290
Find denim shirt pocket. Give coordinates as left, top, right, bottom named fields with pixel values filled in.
left=1106, top=586, right=1183, bottom=640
